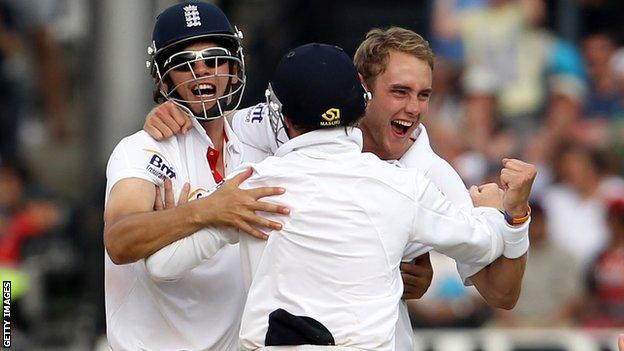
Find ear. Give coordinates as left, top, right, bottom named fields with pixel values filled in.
left=358, top=73, right=367, bottom=89
left=283, top=115, right=294, bottom=130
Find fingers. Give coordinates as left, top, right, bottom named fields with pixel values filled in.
left=154, top=186, right=164, bottom=211
left=155, top=101, right=187, bottom=135
left=145, top=124, right=164, bottom=140
left=477, top=183, right=499, bottom=192
left=400, top=272, right=430, bottom=300
left=502, top=158, right=530, bottom=172
left=241, top=211, right=284, bottom=231
left=400, top=261, right=432, bottom=277
left=618, top=334, right=624, bottom=351
left=151, top=117, right=175, bottom=139
left=166, top=102, right=192, bottom=133
left=250, top=201, right=290, bottom=215
left=228, top=168, right=254, bottom=187
left=400, top=255, right=433, bottom=300
left=236, top=221, right=269, bottom=241
left=246, top=186, right=287, bottom=200
left=178, top=182, right=190, bottom=205
left=164, top=178, right=174, bottom=209
left=412, top=252, right=432, bottom=266
left=469, top=185, right=479, bottom=198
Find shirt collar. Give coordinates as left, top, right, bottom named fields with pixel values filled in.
left=274, top=127, right=363, bottom=157
left=190, top=114, right=243, bottom=154
left=398, top=124, right=435, bottom=173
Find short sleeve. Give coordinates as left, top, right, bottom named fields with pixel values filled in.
left=106, top=132, right=174, bottom=193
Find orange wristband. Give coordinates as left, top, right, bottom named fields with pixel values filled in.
left=503, top=205, right=531, bottom=226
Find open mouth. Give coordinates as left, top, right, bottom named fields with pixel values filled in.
left=390, top=119, right=414, bottom=137
left=191, top=83, right=217, bottom=99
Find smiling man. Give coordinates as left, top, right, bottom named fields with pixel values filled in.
left=143, top=27, right=531, bottom=350
left=102, top=2, right=289, bottom=350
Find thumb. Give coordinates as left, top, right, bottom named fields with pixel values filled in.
left=469, top=185, right=479, bottom=197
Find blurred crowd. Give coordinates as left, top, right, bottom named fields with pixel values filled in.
left=407, top=0, right=624, bottom=331
left=1, top=0, right=624, bottom=349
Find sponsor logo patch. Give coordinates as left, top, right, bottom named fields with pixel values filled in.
left=320, top=108, right=340, bottom=126
left=144, top=149, right=176, bottom=180
left=245, top=104, right=265, bottom=123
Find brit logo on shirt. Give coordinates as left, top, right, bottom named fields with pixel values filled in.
left=144, top=149, right=176, bottom=180
left=245, top=104, right=265, bottom=123
left=183, top=5, right=201, bottom=27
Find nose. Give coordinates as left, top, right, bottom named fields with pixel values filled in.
left=404, top=95, right=421, bottom=117
left=192, top=59, right=214, bottom=76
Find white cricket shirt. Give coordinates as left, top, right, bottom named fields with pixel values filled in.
left=229, top=104, right=525, bottom=350
left=104, top=117, right=246, bottom=351
left=236, top=127, right=528, bottom=350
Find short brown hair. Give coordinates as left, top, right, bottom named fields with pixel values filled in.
left=354, top=27, right=434, bottom=88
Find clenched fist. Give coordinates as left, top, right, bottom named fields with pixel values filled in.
left=500, top=158, right=537, bottom=218
left=469, top=183, right=504, bottom=209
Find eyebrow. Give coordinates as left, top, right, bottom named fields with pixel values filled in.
left=389, top=84, right=433, bottom=94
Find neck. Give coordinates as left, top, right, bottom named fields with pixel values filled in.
left=201, top=117, right=225, bottom=151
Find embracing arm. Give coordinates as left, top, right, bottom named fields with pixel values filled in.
left=410, top=159, right=534, bottom=271
left=104, top=169, right=288, bottom=264
left=104, top=177, right=205, bottom=264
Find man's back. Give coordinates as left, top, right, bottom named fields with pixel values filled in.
left=238, top=128, right=505, bottom=350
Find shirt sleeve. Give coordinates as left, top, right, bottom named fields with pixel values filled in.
left=106, top=132, right=172, bottom=192
left=402, top=154, right=474, bottom=261
left=144, top=226, right=240, bottom=281
left=408, top=170, right=529, bottom=276
left=231, top=103, right=287, bottom=155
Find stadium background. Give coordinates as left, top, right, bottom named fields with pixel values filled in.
left=1, top=0, right=624, bottom=349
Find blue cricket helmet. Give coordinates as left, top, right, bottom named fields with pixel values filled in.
left=266, top=43, right=367, bottom=132
left=147, top=1, right=246, bottom=121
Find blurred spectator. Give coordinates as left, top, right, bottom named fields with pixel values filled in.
left=581, top=31, right=623, bottom=120
left=0, top=161, right=62, bottom=266
left=424, top=57, right=465, bottom=166
left=407, top=252, right=492, bottom=329
left=540, top=144, right=624, bottom=267
left=580, top=198, right=624, bottom=327
left=494, top=203, right=583, bottom=327
left=430, top=0, right=488, bottom=64
left=0, top=0, right=70, bottom=162
left=452, top=0, right=548, bottom=121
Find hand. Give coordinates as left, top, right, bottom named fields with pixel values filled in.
left=469, top=183, right=503, bottom=209
left=619, top=334, right=624, bottom=351
left=500, top=158, right=537, bottom=218
left=144, top=101, right=193, bottom=140
left=401, top=252, right=433, bottom=300
left=154, top=178, right=190, bottom=210
left=197, top=168, right=290, bottom=240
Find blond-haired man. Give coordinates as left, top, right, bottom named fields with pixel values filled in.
left=144, top=27, right=530, bottom=349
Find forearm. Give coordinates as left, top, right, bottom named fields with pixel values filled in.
left=104, top=200, right=206, bottom=264
left=145, top=227, right=238, bottom=281
left=471, top=253, right=527, bottom=309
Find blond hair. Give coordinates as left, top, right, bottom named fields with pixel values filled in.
left=354, top=27, right=434, bottom=88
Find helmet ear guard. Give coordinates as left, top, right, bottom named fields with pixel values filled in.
left=265, top=83, right=289, bottom=146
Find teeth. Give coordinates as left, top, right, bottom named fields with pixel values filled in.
left=392, top=120, right=413, bottom=127
left=193, top=84, right=215, bottom=93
